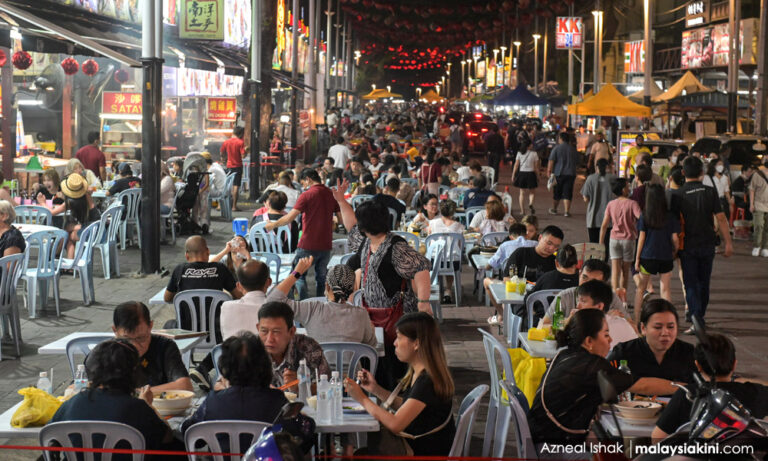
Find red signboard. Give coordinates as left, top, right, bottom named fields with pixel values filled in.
left=102, top=92, right=142, bottom=115
left=556, top=17, right=583, bottom=50
left=207, top=97, right=237, bottom=121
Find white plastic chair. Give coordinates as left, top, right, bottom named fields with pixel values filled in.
left=173, top=289, right=232, bottom=355
left=116, top=188, right=142, bottom=250
left=481, top=231, right=509, bottom=246
left=401, top=177, right=418, bottom=188
left=250, top=251, right=291, bottom=283
left=500, top=380, right=537, bottom=459
left=448, top=384, right=489, bottom=457
left=387, top=207, right=399, bottom=230
left=504, top=314, right=523, bottom=348
left=392, top=231, right=420, bottom=250
left=211, top=343, right=223, bottom=383
left=524, top=289, right=560, bottom=332
left=464, top=206, right=485, bottom=227
left=425, top=232, right=465, bottom=304
left=185, top=420, right=270, bottom=461
left=65, top=334, right=112, bottom=378
left=210, top=173, right=237, bottom=221
left=331, top=238, right=349, bottom=255
left=320, top=342, right=378, bottom=377
left=410, top=190, right=423, bottom=209
left=0, top=253, right=26, bottom=358
left=161, top=189, right=180, bottom=245
left=350, top=194, right=374, bottom=209
left=241, top=155, right=250, bottom=191
left=478, top=328, right=528, bottom=458
left=22, top=229, right=68, bottom=318
left=14, top=205, right=52, bottom=225
left=482, top=165, right=496, bottom=187
left=93, top=204, right=124, bottom=280
left=427, top=240, right=445, bottom=322
left=40, top=420, right=145, bottom=461
left=59, top=221, right=100, bottom=306
left=248, top=222, right=292, bottom=255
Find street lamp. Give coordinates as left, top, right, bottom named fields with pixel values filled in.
left=592, top=10, right=603, bottom=91
left=387, top=85, right=391, bottom=93
left=533, top=34, right=541, bottom=95
left=371, top=83, right=376, bottom=90
left=513, top=41, right=521, bottom=86
left=416, top=87, right=422, bottom=99
left=500, top=45, right=507, bottom=87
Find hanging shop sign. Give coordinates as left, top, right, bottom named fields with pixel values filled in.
left=207, top=97, right=237, bottom=121
left=555, top=17, right=583, bottom=49
left=685, top=0, right=710, bottom=28
left=623, top=41, right=645, bottom=73
left=177, top=68, right=244, bottom=97
left=224, top=0, right=251, bottom=47
left=102, top=92, right=142, bottom=116
left=681, top=18, right=757, bottom=69
left=55, top=0, right=175, bottom=24
left=180, top=0, right=224, bottom=40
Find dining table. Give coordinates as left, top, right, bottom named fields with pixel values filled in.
left=16, top=223, right=60, bottom=238
left=518, top=334, right=558, bottom=359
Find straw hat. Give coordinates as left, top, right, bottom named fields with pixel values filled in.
left=61, top=174, right=87, bottom=199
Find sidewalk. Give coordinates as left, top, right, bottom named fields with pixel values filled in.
left=0, top=175, right=766, bottom=458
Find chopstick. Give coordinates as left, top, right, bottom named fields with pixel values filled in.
left=278, top=379, right=299, bottom=390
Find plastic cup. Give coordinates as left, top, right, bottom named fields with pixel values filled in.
left=506, top=280, right=515, bottom=292
left=517, top=281, right=526, bottom=295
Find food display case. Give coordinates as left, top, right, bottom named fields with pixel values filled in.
left=100, top=91, right=143, bottom=161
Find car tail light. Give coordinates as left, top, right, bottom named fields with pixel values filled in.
left=481, top=128, right=488, bottom=132
left=474, top=113, right=482, bottom=119
left=467, top=131, right=476, bottom=137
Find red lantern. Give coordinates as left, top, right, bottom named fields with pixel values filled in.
left=114, top=68, right=130, bottom=84
left=61, top=57, right=79, bottom=76
left=12, top=51, right=32, bottom=70
left=82, top=59, right=99, bottom=76
left=0, top=49, right=6, bottom=67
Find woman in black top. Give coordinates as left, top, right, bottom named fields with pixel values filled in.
left=34, top=169, right=66, bottom=228
left=60, top=174, right=100, bottom=259
left=607, top=299, right=695, bottom=396
left=344, top=313, right=456, bottom=456
left=181, top=332, right=288, bottom=432
left=0, top=200, right=25, bottom=256
left=528, top=309, right=633, bottom=446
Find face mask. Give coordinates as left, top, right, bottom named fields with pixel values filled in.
left=715, top=165, right=724, bottom=173
left=670, top=156, right=677, bottom=164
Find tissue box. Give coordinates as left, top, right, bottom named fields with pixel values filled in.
left=527, top=328, right=546, bottom=341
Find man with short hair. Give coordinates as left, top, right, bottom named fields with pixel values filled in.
left=322, top=157, right=344, bottom=187
left=76, top=131, right=107, bottom=181
left=344, top=157, right=364, bottom=184
left=219, top=259, right=274, bottom=340
left=328, top=137, right=351, bottom=168
left=672, top=156, right=732, bottom=331
left=486, top=223, right=537, bottom=270
left=404, top=140, right=420, bottom=162
left=463, top=175, right=493, bottom=208
left=202, top=152, right=227, bottom=198
left=547, top=131, right=581, bottom=217
left=265, top=169, right=340, bottom=299
left=112, top=301, right=193, bottom=393
left=221, top=126, right=246, bottom=211
left=258, top=301, right=330, bottom=388
left=374, top=177, right=406, bottom=225
left=587, top=129, right=613, bottom=173
left=485, top=125, right=505, bottom=184
left=624, top=134, right=651, bottom=180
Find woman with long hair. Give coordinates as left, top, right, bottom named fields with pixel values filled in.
left=410, top=193, right=440, bottom=229
left=633, top=184, right=680, bottom=322
left=210, top=235, right=252, bottom=278
left=419, top=147, right=441, bottom=196
left=511, top=139, right=539, bottom=215
left=65, top=158, right=102, bottom=188
left=528, top=309, right=632, bottom=446
left=703, top=156, right=733, bottom=222
left=344, top=312, right=456, bottom=456
left=34, top=169, right=66, bottom=228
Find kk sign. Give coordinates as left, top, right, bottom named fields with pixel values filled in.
left=624, top=41, right=645, bottom=73
left=207, top=97, right=237, bottom=121
left=181, top=0, right=224, bottom=40
left=556, top=17, right=583, bottom=50
left=102, top=92, right=142, bottom=115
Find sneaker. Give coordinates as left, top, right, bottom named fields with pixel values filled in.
left=487, top=315, right=501, bottom=326
left=752, top=247, right=761, bottom=257
left=548, top=208, right=558, bottom=215
left=683, top=327, right=695, bottom=335
left=564, top=212, right=571, bottom=217
left=189, top=368, right=211, bottom=392
left=762, top=249, right=768, bottom=257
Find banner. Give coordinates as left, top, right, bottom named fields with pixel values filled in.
left=180, top=0, right=224, bottom=40
left=556, top=17, right=583, bottom=50
left=102, top=92, right=142, bottom=115
left=207, top=97, right=237, bottom=121
left=681, top=18, right=757, bottom=69
left=624, top=41, right=645, bottom=73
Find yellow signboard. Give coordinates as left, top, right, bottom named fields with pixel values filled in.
left=180, top=0, right=224, bottom=40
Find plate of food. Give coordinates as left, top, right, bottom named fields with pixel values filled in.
left=342, top=398, right=366, bottom=414
left=614, top=400, right=663, bottom=420
left=152, top=390, right=194, bottom=416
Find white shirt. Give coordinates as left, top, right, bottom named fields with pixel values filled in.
left=516, top=150, right=538, bottom=172
left=607, top=314, right=639, bottom=349
left=368, top=163, right=383, bottom=174
left=220, top=290, right=267, bottom=340
left=208, top=162, right=227, bottom=196
left=326, top=112, right=338, bottom=126
left=702, top=174, right=730, bottom=199
left=456, top=166, right=471, bottom=182
left=328, top=144, right=351, bottom=168
left=263, top=184, right=300, bottom=208
left=428, top=217, right=465, bottom=234
left=469, top=210, right=514, bottom=230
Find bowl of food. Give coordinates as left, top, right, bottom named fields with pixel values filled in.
left=152, top=390, right=194, bottom=416
left=615, top=400, right=662, bottom=419
left=284, top=391, right=297, bottom=402
left=306, top=395, right=317, bottom=410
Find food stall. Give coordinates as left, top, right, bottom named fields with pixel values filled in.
left=100, top=91, right=142, bottom=162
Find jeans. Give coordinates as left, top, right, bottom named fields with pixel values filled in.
left=678, top=246, right=715, bottom=322
left=292, top=248, right=331, bottom=300
left=754, top=210, right=768, bottom=249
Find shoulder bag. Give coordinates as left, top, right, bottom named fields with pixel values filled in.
left=361, top=244, right=407, bottom=346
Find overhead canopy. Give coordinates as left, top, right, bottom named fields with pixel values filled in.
left=362, top=88, right=402, bottom=100
left=628, top=82, right=664, bottom=103
left=420, top=89, right=444, bottom=103
left=568, top=83, right=651, bottom=117
left=492, top=84, right=549, bottom=106
left=653, top=71, right=713, bottom=103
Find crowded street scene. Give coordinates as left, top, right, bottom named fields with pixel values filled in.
left=1, top=0, right=768, bottom=459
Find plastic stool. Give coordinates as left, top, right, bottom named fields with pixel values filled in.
left=232, top=218, right=249, bottom=237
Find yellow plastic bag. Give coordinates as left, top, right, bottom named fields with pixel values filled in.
left=11, top=387, right=62, bottom=428
left=502, top=348, right=546, bottom=407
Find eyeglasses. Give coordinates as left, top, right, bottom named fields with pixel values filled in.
left=119, top=333, right=151, bottom=344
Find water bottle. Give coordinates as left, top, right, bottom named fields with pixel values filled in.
left=618, top=360, right=633, bottom=402
left=330, top=371, right=343, bottom=423
left=36, top=371, right=53, bottom=395
left=73, top=365, right=88, bottom=394
left=316, top=375, right=332, bottom=424
left=296, top=359, right=312, bottom=405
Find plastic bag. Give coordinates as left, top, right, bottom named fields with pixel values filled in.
left=11, top=387, right=62, bottom=428
left=501, top=348, right=546, bottom=407
left=546, top=174, right=557, bottom=191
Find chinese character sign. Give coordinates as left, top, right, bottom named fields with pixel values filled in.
left=102, top=92, right=142, bottom=115
left=181, top=0, right=224, bottom=40
left=556, top=17, right=583, bottom=50
left=207, top=97, right=237, bottom=121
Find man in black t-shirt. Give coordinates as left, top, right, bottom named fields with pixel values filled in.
left=653, top=333, right=768, bottom=439
left=373, top=177, right=406, bottom=226
left=111, top=301, right=192, bottom=393
left=671, top=157, right=732, bottom=330
left=106, top=163, right=141, bottom=196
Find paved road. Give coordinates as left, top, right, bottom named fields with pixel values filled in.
left=0, top=168, right=766, bottom=458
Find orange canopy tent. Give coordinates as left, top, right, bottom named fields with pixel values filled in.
left=420, top=89, right=444, bottom=103
left=568, top=83, right=651, bottom=117
left=652, top=71, right=712, bottom=103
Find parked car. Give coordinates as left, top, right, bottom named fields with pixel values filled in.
left=691, top=135, right=768, bottom=179
left=464, top=120, right=498, bottom=155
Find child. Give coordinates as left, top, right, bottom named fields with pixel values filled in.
left=599, top=178, right=642, bottom=292
left=486, top=223, right=537, bottom=270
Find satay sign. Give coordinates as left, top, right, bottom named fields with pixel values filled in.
left=556, top=17, right=583, bottom=50
left=102, top=92, right=142, bottom=115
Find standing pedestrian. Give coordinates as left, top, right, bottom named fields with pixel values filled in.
left=75, top=131, right=107, bottom=181
left=599, top=178, right=642, bottom=293
left=511, top=139, right=539, bottom=215
left=581, top=158, right=616, bottom=253
left=547, top=132, right=581, bottom=217
left=671, top=156, right=732, bottom=332
left=221, top=126, right=246, bottom=212
left=748, top=163, right=768, bottom=257
left=485, top=125, right=505, bottom=185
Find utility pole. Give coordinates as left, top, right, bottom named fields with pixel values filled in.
left=308, top=0, right=316, bottom=127
left=643, top=0, right=653, bottom=107
left=543, top=17, right=548, bottom=90
left=325, top=0, right=334, bottom=111
left=140, top=0, right=162, bottom=274
left=249, top=0, right=262, bottom=199
left=290, top=0, right=299, bottom=162
left=727, top=0, right=741, bottom=132
left=756, top=0, right=768, bottom=135
left=568, top=4, right=574, bottom=101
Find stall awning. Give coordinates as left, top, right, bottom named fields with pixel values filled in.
left=568, top=83, right=651, bottom=117
left=653, top=71, right=713, bottom=103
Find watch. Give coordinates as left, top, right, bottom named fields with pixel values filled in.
left=291, top=270, right=302, bottom=279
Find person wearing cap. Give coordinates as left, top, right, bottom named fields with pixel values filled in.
left=267, top=260, right=377, bottom=347
left=106, top=163, right=141, bottom=197
left=61, top=174, right=100, bottom=259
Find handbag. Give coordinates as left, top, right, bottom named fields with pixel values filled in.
left=360, top=242, right=407, bottom=346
